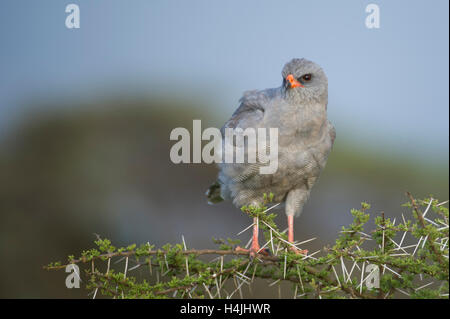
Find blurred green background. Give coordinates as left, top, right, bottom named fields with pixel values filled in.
left=0, top=1, right=448, bottom=298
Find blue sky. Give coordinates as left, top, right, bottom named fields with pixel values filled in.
left=0, top=0, right=448, bottom=163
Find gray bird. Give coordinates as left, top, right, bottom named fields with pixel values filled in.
left=207, top=58, right=335, bottom=255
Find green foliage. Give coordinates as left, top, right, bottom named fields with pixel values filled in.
left=45, top=193, right=449, bottom=299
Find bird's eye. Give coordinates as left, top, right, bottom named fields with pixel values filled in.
left=301, top=74, right=312, bottom=82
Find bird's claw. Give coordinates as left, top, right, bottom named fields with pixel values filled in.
left=236, top=245, right=270, bottom=257
left=289, top=246, right=308, bottom=255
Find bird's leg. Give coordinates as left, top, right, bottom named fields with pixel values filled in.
left=236, top=217, right=269, bottom=257
left=287, top=215, right=308, bottom=255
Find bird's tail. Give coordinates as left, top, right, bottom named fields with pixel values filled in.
left=206, top=181, right=224, bottom=205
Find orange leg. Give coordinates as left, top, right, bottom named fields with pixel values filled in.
left=236, top=217, right=268, bottom=257
left=288, top=215, right=308, bottom=255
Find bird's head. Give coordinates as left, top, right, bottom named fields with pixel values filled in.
left=281, top=58, right=328, bottom=103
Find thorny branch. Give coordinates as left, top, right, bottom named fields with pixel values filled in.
left=46, top=193, right=449, bottom=299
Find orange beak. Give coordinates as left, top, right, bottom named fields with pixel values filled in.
left=286, top=74, right=303, bottom=88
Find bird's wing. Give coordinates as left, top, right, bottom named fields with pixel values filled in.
left=220, top=88, right=277, bottom=134
left=214, top=88, right=280, bottom=192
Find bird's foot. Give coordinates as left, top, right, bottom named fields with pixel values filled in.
left=236, top=244, right=269, bottom=257
left=289, top=246, right=308, bottom=255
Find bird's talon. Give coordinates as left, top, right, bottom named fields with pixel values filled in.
left=235, top=246, right=269, bottom=257
left=289, top=247, right=308, bottom=255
